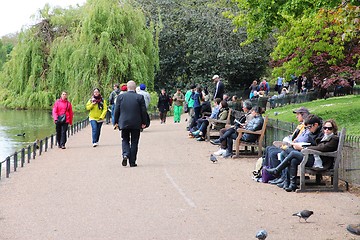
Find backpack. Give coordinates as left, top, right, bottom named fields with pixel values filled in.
left=111, top=91, right=120, bottom=105
left=259, top=82, right=268, bottom=91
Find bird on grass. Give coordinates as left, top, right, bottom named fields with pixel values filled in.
left=256, top=229, right=267, bottom=239
left=210, top=154, right=217, bottom=163
left=293, top=210, right=314, bottom=222
left=16, top=133, right=25, bottom=137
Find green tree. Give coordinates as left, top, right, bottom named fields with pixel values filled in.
left=270, top=4, right=360, bottom=90
left=225, top=0, right=359, bottom=45
left=136, top=0, right=271, bottom=92
left=0, top=0, right=159, bottom=109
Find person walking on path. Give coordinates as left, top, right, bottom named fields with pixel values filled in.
left=114, top=80, right=147, bottom=167
left=108, top=83, right=121, bottom=125
left=212, top=74, right=225, bottom=100
left=52, top=91, right=74, bottom=149
left=172, top=88, right=185, bottom=123
left=157, top=88, right=171, bottom=124
left=137, top=83, right=151, bottom=110
left=86, top=88, right=108, bottom=147
left=185, top=84, right=196, bottom=130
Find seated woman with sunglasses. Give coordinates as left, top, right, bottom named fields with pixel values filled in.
left=266, top=117, right=339, bottom=192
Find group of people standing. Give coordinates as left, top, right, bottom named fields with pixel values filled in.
left=51, top=81, right=149, bottom=167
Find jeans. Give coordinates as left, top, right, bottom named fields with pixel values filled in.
left=121, top=129, right=141, bottom=165
left=56, top=122, right=68, bottom=147
left=110, top=105, right=116, bottom=125
left=90, top=120, right=103, bottom=144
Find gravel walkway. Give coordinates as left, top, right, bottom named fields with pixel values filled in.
left=0, top=115, right=359, bottom=240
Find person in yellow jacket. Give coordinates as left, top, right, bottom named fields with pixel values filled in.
left=86, top=88, right=108, bottom=147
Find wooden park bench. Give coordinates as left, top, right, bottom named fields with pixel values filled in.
left=296, top=128, right=346, bottom=192
left=233, top=115, right=268, bottom=157
left=206, top=109, right=232, bottom=141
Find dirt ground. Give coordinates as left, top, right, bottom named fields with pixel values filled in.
left=0, top=114, right=359, bottom=240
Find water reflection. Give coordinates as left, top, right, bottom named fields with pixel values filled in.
left=0, top=109, right=86, bottom=161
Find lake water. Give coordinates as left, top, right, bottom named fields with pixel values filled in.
left=0, top=109, right=87, bottom=161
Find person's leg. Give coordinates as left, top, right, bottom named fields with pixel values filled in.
left=159, top=111, right=164, bottom=123
left=95, top=121, right=103, bottom=143
left=121, top=129, right=131, bottom=161
left=60, top=123, right=68, bottom=147
left=223, top=132, right=237, bottom=157
left=90, top=120, right=98, bottom=144
left=219, top=128, right=228, bottom=149
left=265, top=150, right=297, bottom=176
left=129, top=129, right=141, bottom=166
left=173, top=105, right=178, bottom=122
left=178, top=106, right=183, bottom=122
left=163, top=111, right=168, bottom=123
left=111, top=104, right=116, bottom=125
left=55, top=123, right=62, bottom=147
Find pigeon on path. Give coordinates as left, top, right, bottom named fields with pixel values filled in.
left=255, top=229, right=267, bottom=239
left=293, top=210, right=314, bottom=222
left=210, top=154, right=217, bottom=163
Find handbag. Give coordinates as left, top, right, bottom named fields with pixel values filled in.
left=184, top=103, right=189, bottom=113
left=57, top=102, right=68, bottom=124
left=57, top=114, right=66, bottom=124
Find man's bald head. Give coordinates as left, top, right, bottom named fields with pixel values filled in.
left=127, top=80, right=136, bottom=91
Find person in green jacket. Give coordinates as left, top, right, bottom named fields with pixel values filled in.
left=86, top=88, right=108, bottom=147
left=185, top=85, right=196, bottom=130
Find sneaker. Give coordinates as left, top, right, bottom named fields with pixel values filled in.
left=122, top=156, right=128, bottom=166
left=92, top=143, right=98, bottom=147
left=210, top=139, right=221, bottom=145
left=61, top=145, right=66, bottom=149
left=196, top=137, right=205, bottom=141
left=192, top=130, right=200, bottom=136
left=214, top=148, right=227, bottom=156
left=347, top=224, right=360, bottom=235
left=222, top=151, right=233, bottom=158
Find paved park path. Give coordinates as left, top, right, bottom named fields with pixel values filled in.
left=0, top=115, right=359, bottom=240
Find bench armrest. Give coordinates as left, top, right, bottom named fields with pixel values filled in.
left=301, top=148, right=337, bottom=157
left=237, top=128, right=262, bottom=135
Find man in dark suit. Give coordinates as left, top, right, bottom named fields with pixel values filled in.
left=212, top=74, right=225, bottom=100
left=114, top=81, right=147, bottom=167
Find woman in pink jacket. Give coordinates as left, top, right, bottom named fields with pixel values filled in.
left=52, top=91, right=74, bottom=149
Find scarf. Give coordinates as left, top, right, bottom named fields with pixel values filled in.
left=321, top=133, right=334, bottom=142
left=93, top=94, right=104, bottom=110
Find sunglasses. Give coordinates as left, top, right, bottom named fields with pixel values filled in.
left=323, top=126, right=333, bottom=130
left=305, top=124, right=313, bottom=129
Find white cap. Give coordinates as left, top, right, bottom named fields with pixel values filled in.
left=212, top=75, right=219, bottom=80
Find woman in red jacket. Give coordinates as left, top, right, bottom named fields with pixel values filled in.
left=52, top=91, right=74, bottom=149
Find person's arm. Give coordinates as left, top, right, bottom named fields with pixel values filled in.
left=52, top=100, right=59, bottom=122
left=99, top=100, right=108, bottom=120
left=68, top=102, right=74, bottom=125
left=85, top=99, right=94, bottom=110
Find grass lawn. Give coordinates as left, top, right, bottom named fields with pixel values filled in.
left=265, top=95, right=360, bottom=136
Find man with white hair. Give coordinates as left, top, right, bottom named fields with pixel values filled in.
left=114, top=80, right=148, bottom=167
left=212, top=74, right=225, bottom=100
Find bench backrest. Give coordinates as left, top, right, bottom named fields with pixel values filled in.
left=333, top=128, right=346, bottom=172
left=258, top=115, right=268, bottom=144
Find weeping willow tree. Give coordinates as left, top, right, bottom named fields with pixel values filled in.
left=0, top=0, right=159, bottom=109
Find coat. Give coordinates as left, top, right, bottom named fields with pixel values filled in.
left=114, top=91, right=147, bottom=130
left=214, top=81, right=225, bottom=99
left=157, top=94, right=170, bottom=112
left=307, top=134, right=339, bottom=168
left=52, top=99, right=74, bottom=125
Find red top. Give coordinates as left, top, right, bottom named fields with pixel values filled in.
left=52, top=99, right=74, bottom=125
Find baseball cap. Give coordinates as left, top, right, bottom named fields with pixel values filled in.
left=293, top=107, right=309, bottom=114
left=212, top=75, right=219, bottom=80
left=140, top=83, right=146, bottom=90
left=121, top=85, right=127, bottom=91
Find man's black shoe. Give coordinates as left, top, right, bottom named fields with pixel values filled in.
left=130, top=164, right=137, bottom=167
left=122, top=156, right=128, bottom=166
left=210, top=139, right=221, bottom=145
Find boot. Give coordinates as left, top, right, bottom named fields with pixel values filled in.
left=279, top=170, right=290, bottom=189
left=285, top=165, right=298, bottom=192
left=265, top=157, right=291, bottom=176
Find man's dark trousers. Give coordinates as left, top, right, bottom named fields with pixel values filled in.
left=121, top=129, right=141, bottom=165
